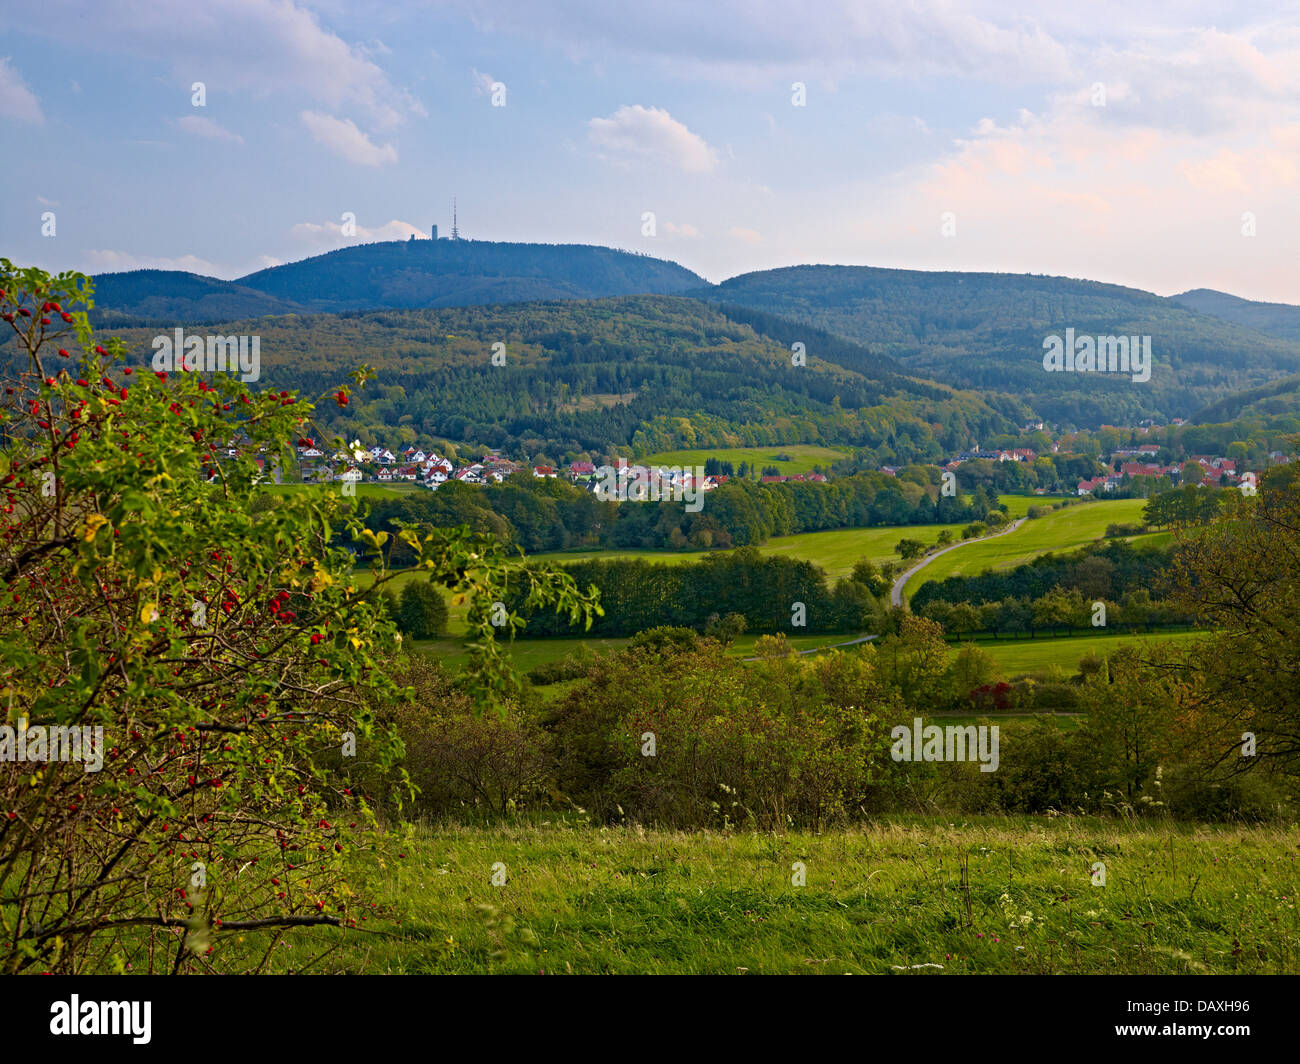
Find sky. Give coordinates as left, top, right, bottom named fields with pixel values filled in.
left=1, top=0, right=1299, bottom=301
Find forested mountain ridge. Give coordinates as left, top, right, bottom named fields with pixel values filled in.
left=77, top=244, right=1300, bottom=435
left=238, top=240, right=707, bottom=311
left=89, top=240, right=707, bottom=322
left=94, top=295, right=1019, bottom=464
left=706, top=265, right=1300, bottom=427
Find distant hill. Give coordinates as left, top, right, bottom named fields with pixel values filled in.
left=89, top=271, right=307, bottom=326
left=85, top=240, right=707, bottom=322
left=1169, top=288, right=1300, bottom=344
left=706, top=265, right=1300, bottom=427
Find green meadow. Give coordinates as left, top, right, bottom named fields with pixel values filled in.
left=411, top=628, right=1202, bottom=683
left=357, top=494, right=1167, bottom=680
left=522, top=494, right=1047, bottom=581
left=252, top=817, right=1300, bottom=974
left=903, top=498, right=1152, bottom=600
left=965, top=629, right=1210, bottom=676
left=641, top=444, right=850, bottom=474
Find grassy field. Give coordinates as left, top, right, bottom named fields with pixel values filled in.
left=524, top=524, right=978, bottom=581
left=641, top=444, right=850, bottom=474
left=412, top=631, right=866, bottom=673
left=969, top=629, right=1210, bottom=676
left=523, top=494, right=1046, bottom=582
left=256, top=817, right=1300, bottom=974
left=757, top=523, right=965, bottom=579
left=904, top=498, right=1151, bottom=600
left=360, top=494, right=1168, bottom=678
left=412, top=628, right=1205, bottom=683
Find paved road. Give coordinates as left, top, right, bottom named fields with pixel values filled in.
left=737, top=517, right=1028, bottom=660
left=889, top=517, right=1027, bottom=607
left=740, top=633, right=877, bottom=662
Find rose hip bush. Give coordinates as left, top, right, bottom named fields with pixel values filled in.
left=0, top=260, right=596, bottom=973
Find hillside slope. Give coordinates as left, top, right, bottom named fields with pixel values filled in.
left=1170, top=288, right=1300, bottom=344
left=1191, top=373, right=1300, bottom=425
left=98, top=295, right=1014, bottom=464
left=89, top=270, right=307, bottom=325
left=707, top=266, right=1300, bottom=427
left=237, top=240, right=708, bottom=311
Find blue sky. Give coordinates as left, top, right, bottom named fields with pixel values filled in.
left=2, top=0, right=1298, bottom=300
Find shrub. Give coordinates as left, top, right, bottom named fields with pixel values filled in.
left=527, top=654, right=594, bottom=685
left=985, top=721, right=1106, bottom=813
left=1160, top=765, right=1289, bottom=822
left=628, top=625, right=700, bottom=654
left=703, top=611, right=747, bottom=644
left=398, top=580, right=449, bottom=638
left=335, top=655, right=552, bottom=821
left=0, top=259, right=593, bottom=973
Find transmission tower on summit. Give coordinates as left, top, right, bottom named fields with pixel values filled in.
left=451, top=197, right=460, bottom=241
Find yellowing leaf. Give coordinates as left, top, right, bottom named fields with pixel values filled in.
left=82, top=513, right=109, bottom=541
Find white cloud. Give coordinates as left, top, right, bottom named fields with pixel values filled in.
left=472, top=68, right=497, bottom=95
left=588, top=105, right=718, bottom=173
left=11, top=0, right=420, bottom=128
left=728, top=226, right=761, bottom=245
left=82, top=247, right=292, bottom=279
left=0, top=57, right=43, bottom=124
left=300, top=111, right=398, bottom=166
left=174, top=115, right=244, bottom=144
left=83, top=249, right=229, bottom=276
left=457, top=0, right=1072, bottom=84
left=289, top=217, right=423, bottom=246
left=664, top=222, right=701, bottom=238
left=806, top=98, right=1300, bottom=301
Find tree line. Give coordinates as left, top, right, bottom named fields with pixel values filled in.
left=365, top=471, right=1011, bottom=559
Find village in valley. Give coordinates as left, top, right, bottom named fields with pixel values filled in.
left=274, top=442, right=830, bottom=495
left=258, top=421, right=1293, bottom=501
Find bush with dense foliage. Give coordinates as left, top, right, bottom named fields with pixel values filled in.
left=0, top=260, right=594, bottom=973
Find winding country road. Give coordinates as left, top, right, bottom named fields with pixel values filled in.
left=889, top=517, right=1027, bottom=607
left=737, top=517, right=1028, bottom=661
